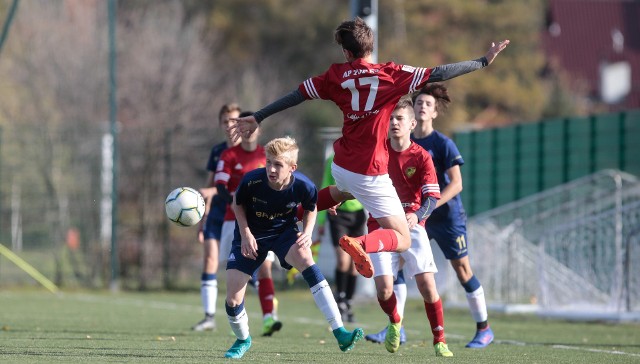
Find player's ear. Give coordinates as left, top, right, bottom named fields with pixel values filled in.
left=290, top=163, right=297, bottom=172
left=342, top=48, right=354, bottom=61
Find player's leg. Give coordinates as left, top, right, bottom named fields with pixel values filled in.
left=367, top=250, right=402, bottom=353
left=415, top=272, right=453, bottom=357
left=328, top=213, right=354, bottom=322
left=393, top=269, right=408, bottom=343
left=325, top=164, right=411, bottom=277
left=224, top=268, right=252, bottom=359
left=404, top=225, right=452, bottom=356
left=193, top=217, right=222, bottom=331
left=344, top=209, right=367, bottom=322
left=224, top=241, right=266, bottom=359
left=366, top=269, right=407, bottom=345
left=284, top=239, right=364, bottom=352
left=257, top=254, right=282, bottom=336
left=430, top=223, right=493, bottom=348
left=450, top=255, right=493, bottom=348
left=323, top=184, right=411, bottom=255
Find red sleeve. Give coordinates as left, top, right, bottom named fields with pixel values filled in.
left=214, top=149, right=233, bottom=186
left=388, top=63, right=433, bottom=95
left=298, top=68, right=333, bottom=101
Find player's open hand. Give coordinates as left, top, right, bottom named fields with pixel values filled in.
left=485, top=40, right=510, bottom=65
left=228, top=114, right=259, bottom=143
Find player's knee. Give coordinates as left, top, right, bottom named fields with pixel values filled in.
left=204, top=260, right=217, bottom=272
left=452, top=260, right=473, bottom=282
left=396, top=234, right=411, bottom=252
left=376, top=286, right=394, bottom=300
left=226, top=297, right=243, bottom=307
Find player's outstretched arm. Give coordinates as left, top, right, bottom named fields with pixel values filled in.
left=228, top=89, right=305, bottom=142
left=427, top=39, right=510, bottom=82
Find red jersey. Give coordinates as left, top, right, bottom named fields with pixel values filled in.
left=368, top=140, right=440, bottom=230
left=298, top=59, right=432, bottom=176
left=214, top=144, right=266, bottom=220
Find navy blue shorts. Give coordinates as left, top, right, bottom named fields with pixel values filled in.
left=226, top=228, right=298, bottom=276
left=426, top=222, right=469, bottom=260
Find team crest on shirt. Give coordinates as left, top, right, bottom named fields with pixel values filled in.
left=405, top=166, right=416, bottom=178
left=286, top=202, right=297, bottom=209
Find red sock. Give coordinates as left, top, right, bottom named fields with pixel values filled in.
left=258, top=278, right=275, bottom=316
left=378, top=293, right=402, bottom=323
left=425, top=298, right=446, bottom=344
left=316, top=186, right=339, bottom=212
left=360, top=229, right=398, bottom=253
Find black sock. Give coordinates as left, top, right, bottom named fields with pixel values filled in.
left=335, top=269, right=347, bottom=300
left=345, top=273, right=357, bottom=301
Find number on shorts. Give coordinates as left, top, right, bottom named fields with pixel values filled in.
left=456, top=235, right=467, bottom=250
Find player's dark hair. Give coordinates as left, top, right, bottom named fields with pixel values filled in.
left=218, top=103, right=241, bottom=122
left=334, top=17, right=374, bottom=58
left=412, top=84, right=451, bottom=113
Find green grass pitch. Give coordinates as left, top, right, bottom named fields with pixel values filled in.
left=1, top=289, right=639, bottom=363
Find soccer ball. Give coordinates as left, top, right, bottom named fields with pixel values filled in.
left=165, top=187, right=206, bottom=227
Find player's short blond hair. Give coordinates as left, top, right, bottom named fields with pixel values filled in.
left=265, top=136, right=299, bottom=166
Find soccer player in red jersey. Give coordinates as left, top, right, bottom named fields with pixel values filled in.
left=366, top=99, right=452, bottom=356
left=215, top=118, right=282, bottom=337
left=230, top=17, right=509, bottom=278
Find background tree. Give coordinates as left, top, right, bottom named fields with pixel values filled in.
left=0, top=0, right=587, bottom=290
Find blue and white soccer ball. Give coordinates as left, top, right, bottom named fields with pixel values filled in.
left=165, top=187, right=206, bottom=227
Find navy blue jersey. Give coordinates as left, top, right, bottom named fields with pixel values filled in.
left=412, top=130, right=466, bottom=222
left=234, top=169, right=318, bottom=239
left=205, top=141, right=229, bottom=222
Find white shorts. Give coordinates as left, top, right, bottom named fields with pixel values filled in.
left=220, top=220, right=274, bottom=263
left=331, top=163, right=404, bottom=219
left=370, top=224, right=438, bottom=279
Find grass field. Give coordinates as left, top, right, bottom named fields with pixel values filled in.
left=1, top=288, right=639, bottom=363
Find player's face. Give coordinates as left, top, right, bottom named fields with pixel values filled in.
left=389, top=107, right=415, bottom=139
left=220, top=111, right=240, bottom=141
left=265, top=155, right=296, bottom=189
left=414, top=94, right=438, bottom=122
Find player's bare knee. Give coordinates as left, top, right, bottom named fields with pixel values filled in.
left=376, top=286, right=394, bottom=300
left=396, top=234, right=411, bottom=252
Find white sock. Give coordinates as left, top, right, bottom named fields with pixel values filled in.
left=227, top=307, right=250, bottom=340
left=466, top=286, right=488, bottom=323
left=394, top=283, right=407, bottom=318
left=201, top=279, right=217, bottom=315
left=309, top=280, right=343, bottom=330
